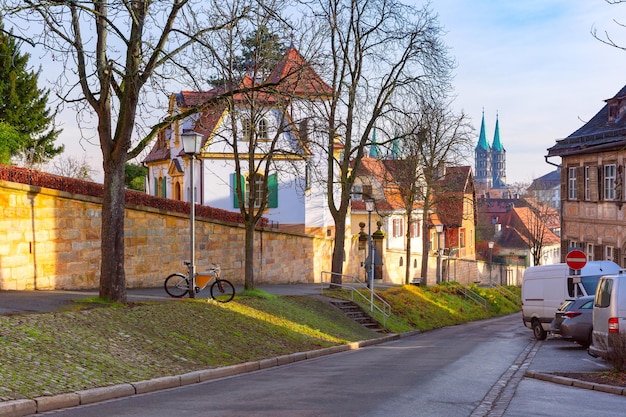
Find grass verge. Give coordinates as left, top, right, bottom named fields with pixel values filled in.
left=0, top=284, right=520, bottom=401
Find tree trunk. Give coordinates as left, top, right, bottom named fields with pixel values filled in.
left=330, top=214, right=347, bottom=286
left=420, top=210, right=430, bottom=285
left=99, top=153, right=128, bottom=303
left=405, top=230, right=412, bottom=285
left=244, top=221, right=255, bottom=290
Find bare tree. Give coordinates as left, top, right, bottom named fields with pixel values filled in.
left=46, top=154, right=96, bottom=181
left=300, top=0, right=453, bottom=284
left=2, top=1, right=254, bottom=302
left=399, top=98, right=474, bottom=284
left=191, top=16, right=315, bottom=290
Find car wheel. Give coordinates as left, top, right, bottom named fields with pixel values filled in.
left=532, top=320, right=547, bottom=340
left=579, top=330, right=593, bottom=349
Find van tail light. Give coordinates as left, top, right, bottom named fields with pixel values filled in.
left=564, top=312, right=582, bottom=319
left=609, top=317, right=619, bottom=334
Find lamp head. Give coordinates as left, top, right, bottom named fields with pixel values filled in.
left=181, top=130, right=203, bottom=155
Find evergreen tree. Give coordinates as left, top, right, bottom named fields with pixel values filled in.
left=125, top=163, right=147, bottom=191
left=0, top=21, right=63, bottom=165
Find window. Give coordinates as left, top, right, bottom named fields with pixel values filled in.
left=392, top=218, right=404, bottom=238
left=568, top=167, right=577, bottom=200
left=362, top=184, right=373, bottom=200
left=233, top=172, right=278, bottom=209
left=241, top=118, right=252, bottom=140
left=606, top=246, right=614, bottom=262
left=246, top=173, right=265, bottom=208
left=459, top=230, right=466, bottom=248
left=352, top=184, right=363, bottom=200
left=241, top=117, right=268, bottom=140
left=604, top=164, right=616, bottom=200
left=410, top=219, right=420, bottom=238
left=587, top=243, right=594, bottom=261
left=585, top=166, right=591, bottom=201
left=258, top=118, right=268, bottom=140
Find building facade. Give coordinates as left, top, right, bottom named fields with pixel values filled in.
left=547, top=84, right=626, bottom=266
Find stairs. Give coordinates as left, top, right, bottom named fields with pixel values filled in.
left=331, top=300, right=388, bottom=333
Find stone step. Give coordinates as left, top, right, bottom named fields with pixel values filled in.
left=330, top=300, right=388, bottom=333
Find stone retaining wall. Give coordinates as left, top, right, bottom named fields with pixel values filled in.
left=0, top=178, right=336, bottom=290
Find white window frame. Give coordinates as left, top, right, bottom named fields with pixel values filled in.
left=584, top=166, right=590, bottom=201
left=393, top=218, right=404, bottom=238
left=604, top=164, right=616, bottom=200
left=568, top=167, right=577, bottom=200
left=606, top=246, right=614, bottom=262
left=587, top=243, right=594, bottom=261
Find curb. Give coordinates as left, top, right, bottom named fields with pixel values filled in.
left=524, top=370, right=626, bottom=396
left=0, top=333, right=402, bottom=417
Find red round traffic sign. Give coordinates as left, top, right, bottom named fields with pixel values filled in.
left=566, top=249, right=587, bottom=270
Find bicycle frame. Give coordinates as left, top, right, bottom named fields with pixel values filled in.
left=195, top=264, right=220, bottom=291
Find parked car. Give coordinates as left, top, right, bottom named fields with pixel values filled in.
left=589, top=272, right=626, bottom=358
left=522, top=261, right=620, bottom=340
left=551, top=298, right=577, bottom=336
left=559, top=296, right=595, bottom=348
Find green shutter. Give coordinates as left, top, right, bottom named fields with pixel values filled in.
left=268, top=173, right=278, bottom=208
left=154, top=177, right=158, bottom=196
left=233, top=173, right=245, bottom=208
left=161, top=177, right=167, bottom=198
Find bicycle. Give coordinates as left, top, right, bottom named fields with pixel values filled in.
left=164, top=261, right=235, bottom=302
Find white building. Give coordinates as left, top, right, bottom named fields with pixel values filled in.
left=143, top=47, right=335, bottom=234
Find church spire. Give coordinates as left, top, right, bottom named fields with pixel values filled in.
left=491, top=112, right=504, bottom=152
left=476, top=109, right=489, bottom=151
left=369, top=126, right=380, bottom=158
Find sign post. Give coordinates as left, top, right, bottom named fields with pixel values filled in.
left=566, top=249, right=587, bottom=298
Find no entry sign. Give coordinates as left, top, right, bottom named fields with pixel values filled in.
left=566, top=249, right=587, bottom=270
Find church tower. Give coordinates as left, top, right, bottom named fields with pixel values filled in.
left=490, top=113, right=506, bottom=188
left=474, top=111, right=492, bottom=188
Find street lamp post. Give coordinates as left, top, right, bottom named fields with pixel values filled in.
left=435, top=223, right=443, bottom=284
left=365, top=199, right=375, bottom=311
left=181, top=131, right=203, bottom=299
left=488, top=241, right=495, bottom=284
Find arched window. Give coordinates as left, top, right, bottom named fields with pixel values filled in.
left=258, top=118, right=268, bottom=139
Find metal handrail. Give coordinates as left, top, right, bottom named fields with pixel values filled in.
left=450, top=282, right=487, bottom=308
left=320, top=271, right=392, bottom=326
left=489, top=283, right=518, bottom=300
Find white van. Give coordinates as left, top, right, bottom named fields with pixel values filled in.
left=589, top=272, right=626, bottom=359
left=522, top=261, right=620, bottom=340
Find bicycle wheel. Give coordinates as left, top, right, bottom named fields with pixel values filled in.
left=164, top=273, right=189, bottom=298
left=210, top=279, right=235, bottom=303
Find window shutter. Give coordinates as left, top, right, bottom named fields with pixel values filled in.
left=268, top=173, right=278, bottom=208
left=598, top=166, right=604, bottom=201
left=161, top=177, right=167, bottom=198
left=560, top=168, right=566, bottom=204
left=233, top=173, right=245, bottom=208
left=595, top=244, right=603, bottom=261
left=154, top=177, right=158, bottom=196
left=589, top=166, right=598, bottom=201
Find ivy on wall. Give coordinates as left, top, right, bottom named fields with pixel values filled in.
left=0, top=165, right=266, bottom=226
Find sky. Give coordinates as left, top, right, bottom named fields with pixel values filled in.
left=433, top=0, right=626, bottom=184
left=43, top=0, right=626, bottom=185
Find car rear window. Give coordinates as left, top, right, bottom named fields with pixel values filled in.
left=595, top=278, right=613, bottom=308
left=557, top=300, right=574, bottom=312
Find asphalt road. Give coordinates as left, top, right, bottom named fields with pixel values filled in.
left=29, top=313, right=626, bottom=417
